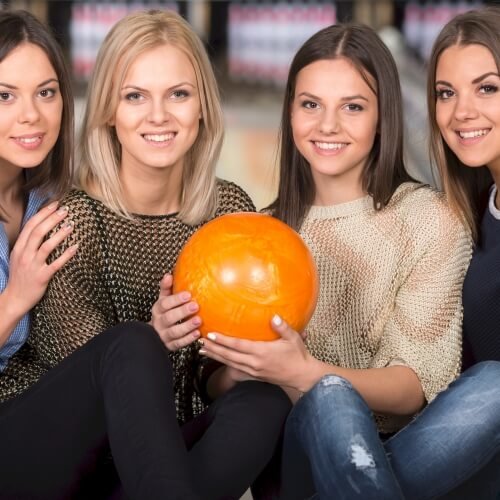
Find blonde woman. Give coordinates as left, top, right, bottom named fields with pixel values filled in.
left=0, top=10, right=290, bottom=500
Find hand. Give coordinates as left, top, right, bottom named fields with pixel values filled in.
left=200, top=315, right=312, bottom=389
left=149, top=274, right=201, bottom=351
left=3, top=201, right=77, bottom=319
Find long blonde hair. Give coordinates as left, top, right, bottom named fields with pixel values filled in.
left=427, top=7, right=500, bottom=240
left=78, top=10, right=223, bottom=225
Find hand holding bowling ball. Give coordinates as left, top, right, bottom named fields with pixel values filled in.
left=173, top=212, right=319, bottom=341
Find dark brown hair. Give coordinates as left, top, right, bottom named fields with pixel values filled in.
left=271, top=23, right=413, bottom=230
left=427, top=7, right=499, bottom=241
left=0, top=10, right=73, bottom=214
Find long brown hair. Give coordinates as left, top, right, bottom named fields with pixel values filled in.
left=0, top=10, right=74, bottom=213
left=271, top=23, right=413, bottom=230
left=427, top=7, right=499, bottom=241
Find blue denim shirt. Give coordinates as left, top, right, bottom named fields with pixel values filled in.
left=0, top=189, right=47, bottom=372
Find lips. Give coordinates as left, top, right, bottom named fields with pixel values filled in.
left=11, top=133, right=45, bottom=150
left=456, top=128, right=490, bottom=139
left=142, top=132, right=176, bottom=144
left=313, top=141, right=348, bottom=150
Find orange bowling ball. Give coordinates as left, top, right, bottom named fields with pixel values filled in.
left=173, top=212, right=319, bottom=341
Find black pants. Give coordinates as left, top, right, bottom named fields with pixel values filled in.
left=0, top=322, right=291, bottom=500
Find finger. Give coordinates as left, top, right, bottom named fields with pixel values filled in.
left=165, top=330, right=200, bottom=351
left=161, top=298, right=199, bottom=325
left=13, top=201, right=59, bottom=251
left=25, top=206, right=70, bottom=255
left=161, top=315, right=202, bottom=340
left=44, top=244, right=78, bottom=278
left=203, top=332, right=260, bottom=354
left=158, top=274, right=173, bottom=298
left=36, top=221, right=74, bottom=262
left=270, top=315, right=300, bottom=340
left=199, top=347, right=257, bottom=377
left=201, top=337, right=255, bottom=367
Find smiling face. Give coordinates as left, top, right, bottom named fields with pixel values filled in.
left=435, top=43, right=500, bottom=175
left=0, top=42, right=62, bottom=173
left=290, top=57, right=378, bottom=204
left=113, top=43, right=201, bottom=177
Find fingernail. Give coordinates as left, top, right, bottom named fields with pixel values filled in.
left=193, top=330, right=200, bottom=338
left=188, top=302, right=198, bottom=312
left=272, top=315, right=282, bottom=326
left=199, top=349, right=207, bottom=355
left=207, top=333, right=217, bottom=341
left=192, top=317, right=201, bottom=326
left=197, top=339, right=205, bottom=346
left=48, top=201, right=58, bottom=210
left=64, top=221, right=74, bottom=230
left=180, top=292, right=191, bottom=301
left=57, top=206, right=68, bottom=215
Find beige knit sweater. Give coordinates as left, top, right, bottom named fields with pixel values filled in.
left=299, top=183, right=472, bottom=432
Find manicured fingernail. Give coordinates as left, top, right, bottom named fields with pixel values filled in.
left=193, top=330, right=200, bottom=338
left=188, top=302, right=198, bottom=312
left=199, top=349, right=207, bottom=355
left=180, top=292, right=191, bottom=301
left=64, top=221, right=74, bottom=230
left=57, top=206, right=68, bottom=215
left=192, top=317, right=201, bottom=326
left=207, top=333, right=217, bottom=341
left=272, top=315, right=282, bottom=326
left=197, top=339, right=204, bottom=346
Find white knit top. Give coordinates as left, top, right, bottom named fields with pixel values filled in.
left=300, top=182, right=472, bottom=431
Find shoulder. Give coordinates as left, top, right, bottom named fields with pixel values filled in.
left=215, top=179, right=256, bottom=214
left=384, top=183, right=472, bottom=258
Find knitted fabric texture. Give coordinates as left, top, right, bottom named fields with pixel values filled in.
left=0, top=180, right=255, bottom=424
left=300, top=183, right=472, bottom=432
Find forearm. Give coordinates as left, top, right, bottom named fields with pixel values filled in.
left=295, top=357, right=425, bottom=416
left=0, top=289, right=28, bottom=349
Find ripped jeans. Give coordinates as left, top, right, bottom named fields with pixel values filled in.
left=280, top=361, right=500, bottom=500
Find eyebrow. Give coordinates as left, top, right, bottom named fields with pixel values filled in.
left=297, top=91, right=369, bottom=102
left=436, top=72, right=500, bottom=87
left=121, top=82, right=196, bottom=92
left=0, top=78, right=59, bottom=90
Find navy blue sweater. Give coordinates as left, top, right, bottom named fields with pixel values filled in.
left=462, top=196, right=500, bottom=363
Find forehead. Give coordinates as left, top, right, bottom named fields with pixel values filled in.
left=436, top=44, right=498, bottom=78
left=122, top=43, right=197, bottom=84
left=0, top=42, right=56, bottom=82
left=295, top=57, right=376, bottom=96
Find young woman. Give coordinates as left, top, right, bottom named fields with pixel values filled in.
left=0, top=10, right=290, bottom=500
left=200, top=23, right=499, bottom=499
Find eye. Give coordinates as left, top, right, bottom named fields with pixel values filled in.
left=479, top=84, right=498, bottom=95
left=38, top=88, right=57, bottom=98
left=344, top=103, right=363, bottom=112
left=0, top=91, right=13, bottom=102
left=125, top=92, right=144, bottom=102
left=171, top=89, right=189, bottom=99
left=436, top=88, right=454, bottom=100
left=301, top=100, right=319, bottom=110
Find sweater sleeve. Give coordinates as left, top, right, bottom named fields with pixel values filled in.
left=370, top=198, right=472, bottom=403
left=31, top=192, right=115, bottom=368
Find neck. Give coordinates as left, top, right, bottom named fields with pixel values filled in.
left=0, top=162, right=25, bottom=203
left=119, top=163, right=183, bottom=216
left=312, top=170, right=366, bottom=206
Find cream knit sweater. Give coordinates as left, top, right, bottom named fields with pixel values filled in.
left=299, top=182, right=472, bottom=432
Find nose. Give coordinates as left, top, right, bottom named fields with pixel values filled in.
left=147, top=98, right=170, bottom=125
left=454, top=92, right=479, bottom=122
left=319, top=109, right=339, bottom=135
left=18, top=97, right=40, bottom=124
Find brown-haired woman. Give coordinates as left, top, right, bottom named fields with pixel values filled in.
left=198, top=23, right=497, bottom=499
left=0, top=9, right=290, bottom=500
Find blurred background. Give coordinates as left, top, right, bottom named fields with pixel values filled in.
left=2, top=0, right=496, bottom=208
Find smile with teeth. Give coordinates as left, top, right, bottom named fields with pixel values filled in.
left=142, top=133, right=175, bottom=142
left=314, top=141, right=348, bottom=150
left=16, top=136, right=42, bottom=144
left=457, top=129, right=489, bottom=139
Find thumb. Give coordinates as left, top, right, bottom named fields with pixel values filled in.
left=159, top=273, right=174, bottom=297
left=270, top=315, right=299, bottom=341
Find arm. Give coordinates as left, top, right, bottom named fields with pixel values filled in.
left=0, top=202, right=76, bottom=351
left=201, top=201, right=472, bottom=416
left=31, top=196, right=115, bottom=364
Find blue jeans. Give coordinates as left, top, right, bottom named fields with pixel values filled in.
left=281, top=361, right=500, bottom=500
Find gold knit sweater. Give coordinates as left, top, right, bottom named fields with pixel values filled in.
left=0, top=180, right=255, bottom=424
left=300, top=183, right=472, bottom=432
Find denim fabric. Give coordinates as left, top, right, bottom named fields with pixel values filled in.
left=0, top=188, right=46, bottom=371
left=281, top=361, right=500, bottom=500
